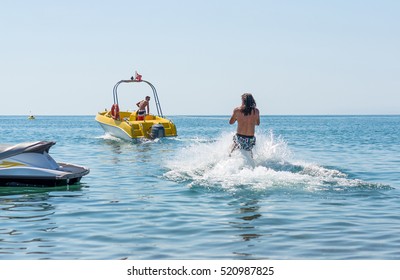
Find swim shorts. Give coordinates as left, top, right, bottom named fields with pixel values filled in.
left=137, top=110, right=146, bottom=120
left=233, top=134, right=256, bottom=151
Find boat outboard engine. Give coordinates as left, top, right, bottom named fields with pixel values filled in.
left=151, top=124, right=165, bottom=138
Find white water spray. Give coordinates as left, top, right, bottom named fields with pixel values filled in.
left=164, top=130, right=384, bottom=191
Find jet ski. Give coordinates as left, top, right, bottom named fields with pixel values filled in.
left=0, top=141, right=90, bottom=187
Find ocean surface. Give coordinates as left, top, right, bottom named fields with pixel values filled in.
left=0, top=115, right=399, bottom=260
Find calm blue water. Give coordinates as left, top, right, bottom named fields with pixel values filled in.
left=0, top=115, right=399, bottom=259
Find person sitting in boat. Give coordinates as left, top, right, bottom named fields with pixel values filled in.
left=136, top=96, right=150, bottom=121
left=229, top=93, right=260, bottom=156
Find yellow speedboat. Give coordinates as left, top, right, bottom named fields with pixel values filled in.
left=95, top=73, right=177, bottom=141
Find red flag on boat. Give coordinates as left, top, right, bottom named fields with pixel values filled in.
left=135, top=71, right=142, bottom=81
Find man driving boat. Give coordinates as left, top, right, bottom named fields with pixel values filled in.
left=136, top=96, right=150, bottom=121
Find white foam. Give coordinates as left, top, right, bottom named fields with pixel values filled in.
left=96, top=133, right=123, bottom=142
left=164, top=131, right=380, bottom=191
left=96, top=133, right=160, bottom=144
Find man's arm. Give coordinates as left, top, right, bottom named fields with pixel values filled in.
left=229, top=108, right=238, bottom=124
left=256, top=108, right=260, bottom=126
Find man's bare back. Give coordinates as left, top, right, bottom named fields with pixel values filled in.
left=229, top=106, right=260, bottom=136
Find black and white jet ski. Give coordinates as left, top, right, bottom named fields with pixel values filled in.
left=0, top=141, right=89, bottom=187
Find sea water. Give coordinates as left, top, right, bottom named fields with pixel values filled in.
left=0, top=115, right=399, bottom=259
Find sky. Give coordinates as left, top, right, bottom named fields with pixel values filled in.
left=0, top=0, right=399, bottom=116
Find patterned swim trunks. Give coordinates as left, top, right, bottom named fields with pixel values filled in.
left=232, top=134, right=256, bottom=151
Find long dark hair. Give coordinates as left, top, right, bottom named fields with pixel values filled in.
left=241, top=93, right=257, bottom=116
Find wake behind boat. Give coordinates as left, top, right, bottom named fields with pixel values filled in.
left=0, top=141, right=89, bottom=187
left=95, top=72, right=177, bottom=141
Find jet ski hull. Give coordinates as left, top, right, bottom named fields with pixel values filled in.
left=0, top=141, right=90, bottom=187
